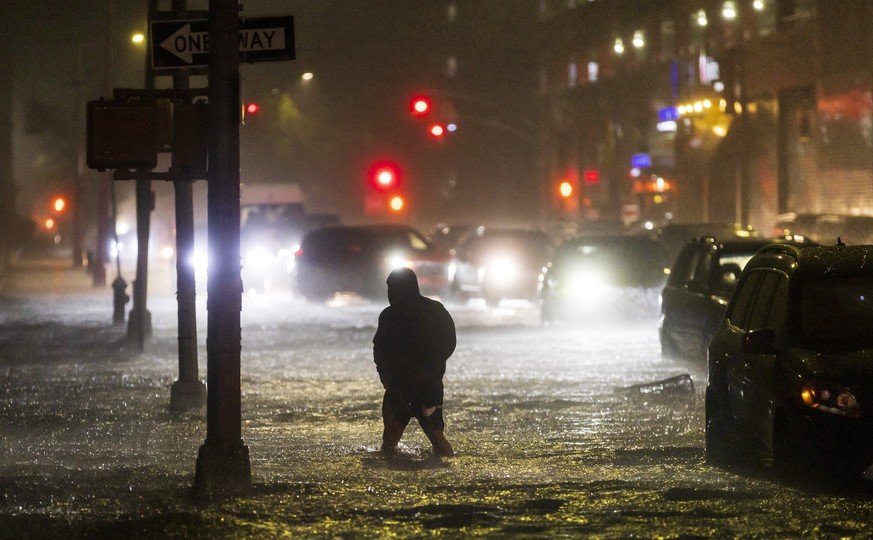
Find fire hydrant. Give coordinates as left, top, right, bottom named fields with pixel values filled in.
left=112, top=276, right=130, bottom=325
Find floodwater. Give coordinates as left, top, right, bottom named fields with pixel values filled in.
left=2, top=266, right=873, bottom=538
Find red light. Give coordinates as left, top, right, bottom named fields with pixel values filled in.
left=559, top=181, right=573, bottom=198
left=369, top=162, right=401, bottom=191
left=410, top=96, right=431, bottom=116
left=53, top=197, right=66, bottom=212
left=245, top=103, right=260, bottom=115
left=584, top=169, right=599, bottom=184
left=429, top=124, right=445, bottom=137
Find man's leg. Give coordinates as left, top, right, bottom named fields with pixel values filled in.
left=417, top=377, right=454, bottom=458
left=417, top=406, right=454, bottom=458
left=381, top=389, right=410, bottom=454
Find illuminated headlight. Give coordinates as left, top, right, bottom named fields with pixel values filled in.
left=564, top=269, right=610, bottom=299
left=244, top=246, right=273, bottom=268
left=801, top=382, right=861, bottom=418
left=189, top=249, right=209, bottom=275
left=486, top=256, right=521, bottom=285
left=385, top=252, right=412, bottom=271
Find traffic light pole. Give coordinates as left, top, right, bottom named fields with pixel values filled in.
left=194, top=0, right=251, bottom=499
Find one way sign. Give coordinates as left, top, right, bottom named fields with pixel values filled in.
left=150, top=16, right=295, bottom=69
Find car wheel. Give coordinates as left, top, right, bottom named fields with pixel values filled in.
left=540, top=300, right=555, bottom=325
left=451, top=278, right=468, bottom=303
left=771, top=412, right=798, bottom=477
left=660, top=329, right=679, bottom=359
left=705, top=388, right=735, bottom=466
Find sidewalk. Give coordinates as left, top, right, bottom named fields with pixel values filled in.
left=1, top=255, right=101, bottom=295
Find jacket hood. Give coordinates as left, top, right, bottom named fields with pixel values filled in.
left=387, top=267, right=421, bottom=306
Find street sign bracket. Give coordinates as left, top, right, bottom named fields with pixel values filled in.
left=113, top=168, right=207, bottom=182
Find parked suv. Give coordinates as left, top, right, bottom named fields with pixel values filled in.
left=705, top=243, right=873, bottom=477
left=660, top=236, right=814, bottom=361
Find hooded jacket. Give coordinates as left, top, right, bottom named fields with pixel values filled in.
left=373, top=268, right=456, bottom=389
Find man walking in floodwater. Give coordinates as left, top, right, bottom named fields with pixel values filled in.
left=373, top=267, right=456, bottom=458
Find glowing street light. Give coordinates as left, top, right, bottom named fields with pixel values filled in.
left=131, top=33, right=145, bottom=45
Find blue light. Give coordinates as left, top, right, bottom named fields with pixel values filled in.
left=631, top=154, right=652, bottom=168
left=659, top=107, right=679, bottom=122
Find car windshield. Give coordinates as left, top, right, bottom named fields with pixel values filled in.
left=799, top=275, right=873, bottom=345
left=473, top=232, right=553, bottom=262
left=367, top=229, right=430, bottom=252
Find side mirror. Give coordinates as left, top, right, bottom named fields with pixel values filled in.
left=741, top=328, right=776, bottom=354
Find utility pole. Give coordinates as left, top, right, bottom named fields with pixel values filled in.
left=195, top=0, right=251, bottom=499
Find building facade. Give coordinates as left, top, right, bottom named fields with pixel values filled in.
left=537, top=0, right=873, bottom=233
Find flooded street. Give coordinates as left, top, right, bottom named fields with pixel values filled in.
left=2, top=272, right=873, bottom=537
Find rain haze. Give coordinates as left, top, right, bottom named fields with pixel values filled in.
left=3, top=1, right=873, bottom=537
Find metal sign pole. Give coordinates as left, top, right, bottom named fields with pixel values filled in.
left=194, top=0, right=251, bottom=500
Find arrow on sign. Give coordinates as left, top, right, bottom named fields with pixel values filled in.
left=160, top=23, right=208, bottom=64
left=159, top=23, right=289, bottom=64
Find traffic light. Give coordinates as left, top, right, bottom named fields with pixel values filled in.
left=410, top=96, right=431, bottom=117
left=584, top=169, right=600, bottom=184
left=389, top=195, right=405, bottom=212
left=369, top=162, right=401, bottom=191
left=245, top=102, right=260, bottom=115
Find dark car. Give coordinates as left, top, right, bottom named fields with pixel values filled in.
left=294, top=224, right=451, bottom=301
left=705, top=243, right=873, bottom=477
left=648, top=222, right=759, bottom=267
left=540, top=234, right=668, bottom=323
left=451, top=226, right=555, bottom=305
left=660, top=236, right=815, bottom=361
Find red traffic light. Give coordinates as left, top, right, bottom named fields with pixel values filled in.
left=410, top=96, right=431, bottom=117
left=369, top=162, right=401, bottom=191
left=584, top=169, right=600, bottom=184
left=245, top=103, right=260, bottom=115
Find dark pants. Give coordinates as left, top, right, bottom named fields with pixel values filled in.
left=381, top=379, right=453, bottom=456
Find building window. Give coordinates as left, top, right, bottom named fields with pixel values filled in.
left=568, top=61, right=578, bottom=88
left=446, top=2, right=457, bottom=23
left=660, top=20, right=676, bottom=61
left=754, top=0, right=777, bottom=36
left=587, top=61, right=599, bottom=83
left=446, top=56, right=457, bottom=79
left=690, top=9, right=708, bottom=56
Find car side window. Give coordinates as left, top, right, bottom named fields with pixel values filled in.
left=765, top=273, right=789, bottom=340
left=690, top=251, right=713, bottom=286
left=747, top=270, right=781, bottom=331
left=670, top=248, right=702, bottom=286
left=727, top=270, right=762, bottom=329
